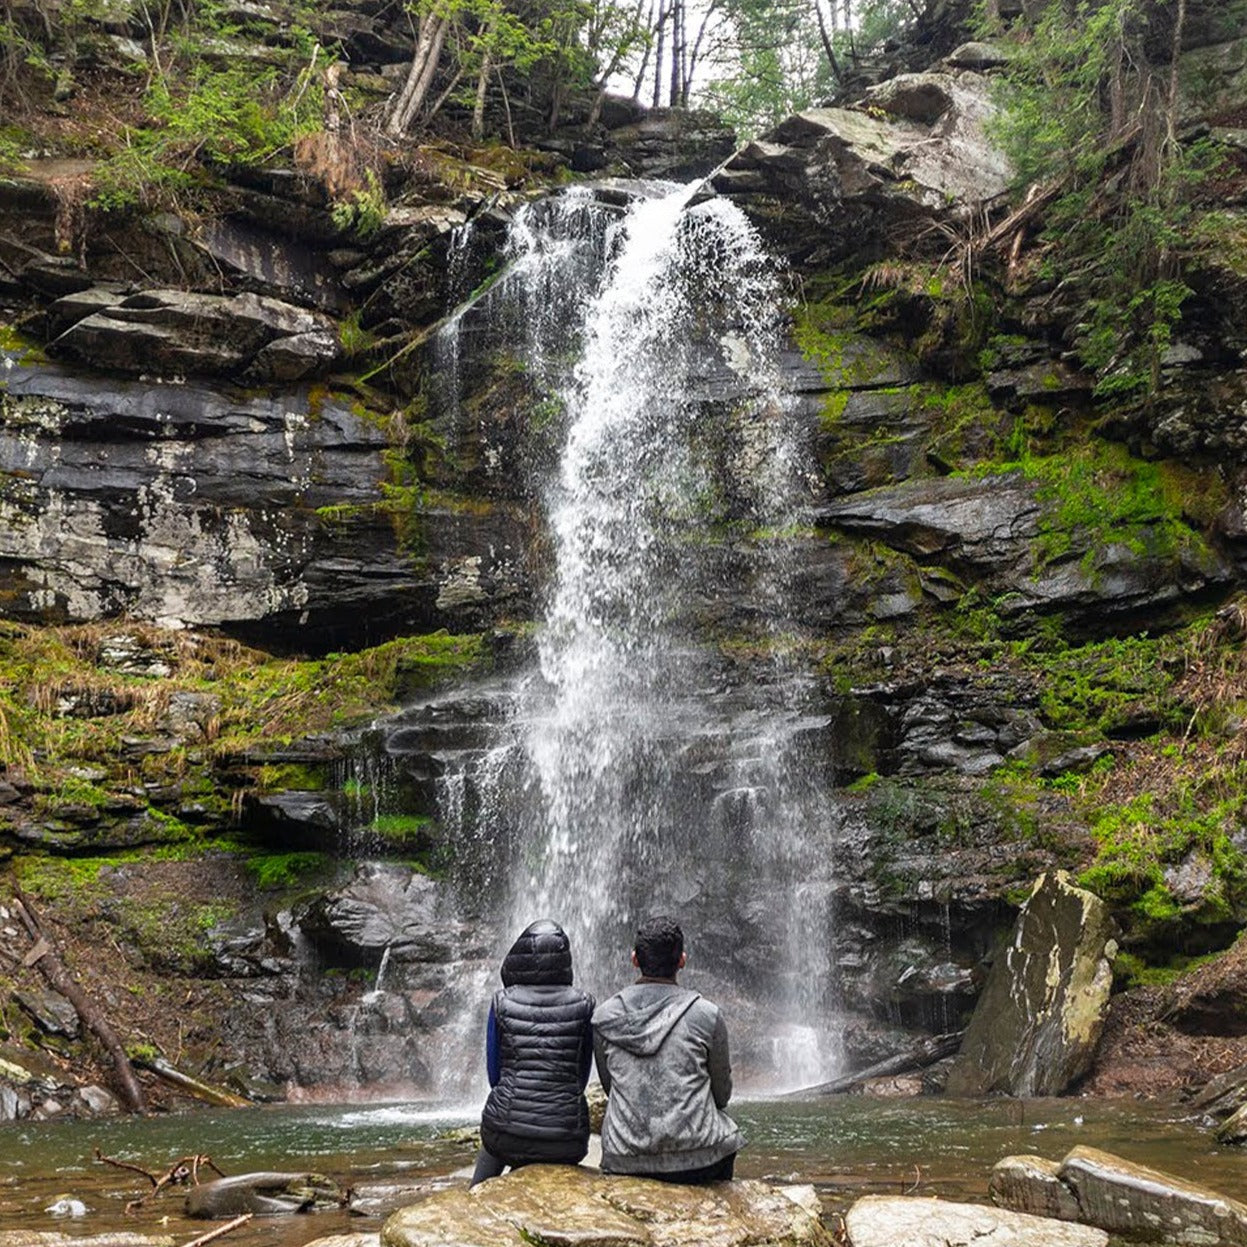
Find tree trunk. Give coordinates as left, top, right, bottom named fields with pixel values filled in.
left=131, top=1054, right=254, bottom=1108
left=651, top=0, right=667, bottom=108
left=471, top=34, right=494, bottom=139
left=632, top=0, right=655, bottom=99
left=813, top=0, right=844, bottom=84
left=386, top=13, right=450, bottom=136
left=668, top=0, right=682, bottom=106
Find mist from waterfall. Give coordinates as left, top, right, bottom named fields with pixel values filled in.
left=434, top=181, right=840, bottom=1092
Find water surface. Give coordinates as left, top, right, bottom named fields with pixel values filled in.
left=1, top=1096, right=1238, bottom=1244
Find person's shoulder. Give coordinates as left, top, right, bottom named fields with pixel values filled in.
left=687, top=992, right=725, bottom=1025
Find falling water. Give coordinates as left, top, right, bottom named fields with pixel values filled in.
left=435, top=181, right=840, bottom=1089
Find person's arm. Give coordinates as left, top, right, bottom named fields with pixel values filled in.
left=486, top=1004, right=500, bottom=1087
left=578, top=1016, right=594, bottom=1090
left=593, top=1029, right=612, bottom=1095
left=708, top=1010, right=732, bottom=1108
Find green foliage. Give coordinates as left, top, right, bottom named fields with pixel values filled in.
left=0, top=128, right=27, bottom=174
left=700, top=0, right=914, bottom=138
left=985, top=0, right=1224, bottom=395
left=1034, top=635, right=1176, bottom=734
left=330, top=169, right=387, bottom=239
left=88, top=8, right=326, bottom=211
left=1077, top=784, right=1247, bottom=926
left=1111, top=947, right=1222, bottom=990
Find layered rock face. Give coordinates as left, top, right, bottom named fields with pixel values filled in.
left=3, top=11, right=1247, bottom=1111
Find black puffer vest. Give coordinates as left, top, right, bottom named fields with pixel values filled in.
left=480, top=920, right=595, bottom=1164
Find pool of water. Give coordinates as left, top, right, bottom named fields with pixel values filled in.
left=0, top=1096, right=1236, bottom=1244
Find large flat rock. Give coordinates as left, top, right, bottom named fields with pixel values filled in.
left=1060, top=1146, right=1247, bottom=1244
left=381, top=1166, right=832, bottom=1247
left=844, top=1195, right=1107, bottom=1247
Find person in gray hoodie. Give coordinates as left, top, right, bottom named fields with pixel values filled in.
left=592, top=915, right=743, bottom=1182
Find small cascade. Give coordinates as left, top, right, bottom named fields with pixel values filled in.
left=426, top=180, right=842, bottom=1090
left=431, top=220, right=478, bottom=430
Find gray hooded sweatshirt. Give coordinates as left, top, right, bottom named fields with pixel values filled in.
left=592, top=982, right=743, bottom=1174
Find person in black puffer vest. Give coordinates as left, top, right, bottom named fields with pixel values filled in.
left=470, top=919, right=595, bottom=1186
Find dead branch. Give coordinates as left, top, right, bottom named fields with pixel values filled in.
left=179, top=1213, right=253, bottom=1247
left=123, top=1154, right=226, bottom=1214
left=12, top=889, right=146, bottom=1114
left=94, top=1148, right=160, bottom=1186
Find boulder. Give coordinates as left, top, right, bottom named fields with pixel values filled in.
left=945, top=871, right=1115, bottom=1096
left=1159, top=932, right=1247, bottom=1036
left=818, top=473, right=1042, bottom=570
left=381, top=1166, right=832, bottom=1247
left=713, top=73, right=1012, bottom=261
left=296, top=862, right=486, bottom=965
left=989, top=1145, right=1247, bottom=1245
left=184, top=1171, right=347, bottom=1217
left=843, top=1195, right=1107, bottom=1247
left=817, top=473, right=1231, bottom=634
left=946, top=41, right=1012, bottom=70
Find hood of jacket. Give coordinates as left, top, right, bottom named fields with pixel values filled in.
left=501, top=919, right=574, bottom=987
left=592, top=983, right=700, bottom=1056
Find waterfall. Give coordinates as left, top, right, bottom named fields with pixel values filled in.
left=435, top=181, right=840, bottom=1090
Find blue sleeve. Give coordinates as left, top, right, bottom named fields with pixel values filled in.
left=486, top=1005, right=500, bottom=1087
left=579, top=1017, right=593, bottom=1090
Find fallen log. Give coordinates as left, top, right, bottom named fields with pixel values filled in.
left=782, top=1031, right=964, bottom=1097
left=131, top=1054, right=254, bottom=1109
left=12, top=889, right=146, bottom=1114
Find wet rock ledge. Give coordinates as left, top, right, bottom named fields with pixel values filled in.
left=380, top=1167, right=831, bottom=1247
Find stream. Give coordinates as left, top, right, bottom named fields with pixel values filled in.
left=1, top=1097, right=1240, bottom=1244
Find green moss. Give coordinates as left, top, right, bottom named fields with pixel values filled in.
left=819, top=389, right=850, bottom=429
left=846, top=772, right=881, bottom=794
left=960, top=440, right=1211, bottom=572
left=0, top=325, right=47, bottom=362
left=255, top=763, right=329, bottom=792
left=13, top=854, right=114, bottom=902
left=368, top=813, right=432, bottom=841
left=244, top=851, right=331, bottom=889
left=1111, top=948, right=1223, bottom=990
left=1077, top=789, right=1247, bottom=920
left=1036, top=634, right=1177, bottom=734
left=117, top=897, right=238, bottom=973
left=214, top=630, right=488, bottom=749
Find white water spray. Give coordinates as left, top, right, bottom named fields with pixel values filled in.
left=436, top=182, right=840, bottom=1089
